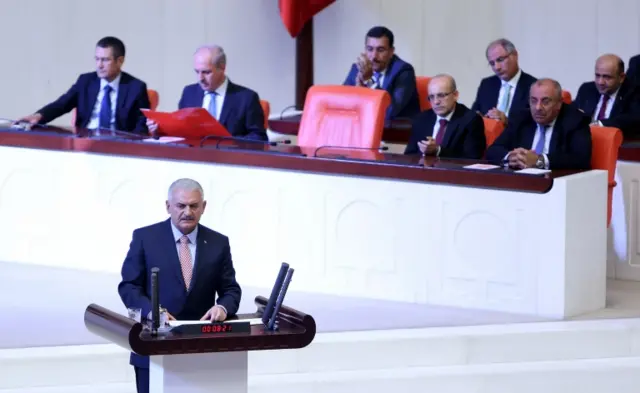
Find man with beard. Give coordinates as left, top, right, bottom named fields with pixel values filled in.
left=147, top=45, right=267, bottom=141
left=343, top=26, right=420, bottom=120
left=118, top=178, right=242, bottom=393
left=18, top=36, right=150, bottom=133
left=486, top=78, right=592, bottom=170
left=572, top=54, right=640, bottom=138
left=405, top=74, right=485, bottom=158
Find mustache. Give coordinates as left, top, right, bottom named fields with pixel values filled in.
left=180, top=216, right=195, bottom=221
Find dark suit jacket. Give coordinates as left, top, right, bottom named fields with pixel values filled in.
left=572, top=80, right=640, bottom=138
left=118, top=219, right=242, bottom=368
left=178, top=80, right=267, bottom=141
left=37, top=71, right=150, bottom=133
left=405, top=103, right=486, bottom=159
left=628, top=55, right=640, bottom=86
left=343, top=54, right=420, bottom=120
left=486, top=104, right=592, bottom=170
left=471, top=71, right=537, bottom=117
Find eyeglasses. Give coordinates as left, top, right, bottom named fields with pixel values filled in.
left=488, top=53, right=512, bottom=67
left=427, top=91, right=455, bottom=101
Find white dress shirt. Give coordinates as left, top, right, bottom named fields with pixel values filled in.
left=170, top=221, right=198, bottom=268
left=497, top=69, right=522, bottom=116
left=87, top=73, right=121, bottom=130
left=201, top=77, right=229, bottom=119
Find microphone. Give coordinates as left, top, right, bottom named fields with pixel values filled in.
left=267, top=267, right=294, bottom=331
left=313, top=145, right=389, bottom=158
left=262, top=263, right=290, bottom=327
left=279, top=105, right=298, bottom=120
left=150, top=267, right=160, bottom=337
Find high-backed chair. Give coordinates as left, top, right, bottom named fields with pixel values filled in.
left=259, top=99, right=270, bottom=130
left=562, top=90, right=572, bottom=104
left=415, top=76, right=432, bottom=111
left=70, top=88, right=160, bottom=126
left=483, top=117, right=505, bottom=147
left=590, top=125, right=623, bottom=227
left=297, top=85, right=391, bottom=149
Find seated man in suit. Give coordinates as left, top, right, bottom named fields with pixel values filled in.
left=118, top=178, right=242, bottom=393
left=147, top=45, right=267, bottom=141
left=19, top=36, right=150, bottom=133
left=405, top=74, right=486, bottom=159
left=471, top=38, right=537, bottom=125
left=486, top=78, right=592, bottom=170
left=573, top=54, right=640, bottom=138
left=628, top=54, right=640, bottom=86
left=343, top=26, right=420, bottom=120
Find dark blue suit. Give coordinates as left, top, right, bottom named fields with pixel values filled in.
left=572, top=80, right=640, bottom=138
left=405, top=103, right=486, bottom=159
left=118, top=219, right=242, bottom=392
left=486, top=104, right=592, bottom=170
left=343, top=54, right=420, bottom=120
left=471, top=71, right=537, bottom=117
left=178, top=80, right=267, bottom=141
left=628, top=55, right=640, bottom=86
left=37, top=71, right=150, bottom=133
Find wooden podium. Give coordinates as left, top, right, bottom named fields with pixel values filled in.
left=84, top=296, right=316, bottom=393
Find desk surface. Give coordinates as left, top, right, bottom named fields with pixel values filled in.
left=268, top=114, right=412, bottom=143
left=0, top=125, right=583, bottom=193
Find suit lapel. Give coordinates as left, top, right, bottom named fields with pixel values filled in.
left=116, top=76, right=130, bottom=127
left=161, top=219, right=187, bottom=290
left=441, top=106, right=462, bottom=148
left=585, top=89, right=599, bottom=118
left=381, top=55, right=398, bottom=91
left=218, top=82, right=235, bottom=125
left=83, top=76, right=101, bottom=127
left=191, top=226, right=209, bottom=291
left=193, top=86, right=205, bottom=108
left=522, top=122, right=538, bottom=150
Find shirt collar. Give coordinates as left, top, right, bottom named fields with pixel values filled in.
left=503, top=68, right=522, bottom=88
left=170, top=220, right=198, bottom=245
left=437, top=105, right=456, bottom=122
left=100, top=73, right=121, bottom=92
left=538, top=116, right=557, bottom=130
left=207, top=77, right=229, bottom=97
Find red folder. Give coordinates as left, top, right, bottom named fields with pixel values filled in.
left=141, top=108, right=231, bottom=138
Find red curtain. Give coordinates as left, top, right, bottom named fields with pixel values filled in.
left=279, top=0, right=336, bottom=38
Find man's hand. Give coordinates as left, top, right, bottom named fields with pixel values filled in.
left=417, top=137, right=439, bottom=156
left=486, top=108, right=507, bottom=124
left=146, top=119, right=159, bottom=136
left=355, top=53, right=373, bottom=81
left=17, top=113, right=43, bottom=125
left=522, top=150, right=540, bottom=168
left=200, top=305, right=227, bottom=322
left=507, top=148, right=540, bottom=169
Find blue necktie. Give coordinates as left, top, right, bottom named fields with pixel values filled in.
left=208, top=91, right=218, bottom=119
left=373, top=72, right=382, bottom=89
left=534, top=125, right=547, bottom=154
left=99, top=85, right=113, bottom=129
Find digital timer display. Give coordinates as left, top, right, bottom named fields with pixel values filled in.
left=201, top=324, right=232, bottom=333
left=170, top=321, right=251, bottom=336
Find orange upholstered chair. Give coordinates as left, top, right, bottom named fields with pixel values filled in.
left=590, top=125, right=623, bottom=227
left=562, top=90, right=572, bottom=104
left=259, top=99, right=270, bottom=129
left=415, top=76, right=432, bottom=111
left=483, top=117, right=505, bottom=146
left=297, top=85, right=391, bottom=149
left=70, top=88, right=160, bottom=126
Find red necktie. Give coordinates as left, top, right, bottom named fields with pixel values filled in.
left=596, top=94, right=610, bottom=121
left=435, top=119, right=448, bottom=145
left=179, top=235, right=193, bottom=290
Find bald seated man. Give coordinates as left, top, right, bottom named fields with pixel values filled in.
left=572, top=54, right=640, bottom=138
left=147, top=45, right=267, bottom=141
left=486, top=78, right=592, bottom=170
left=405, top=74, right=486, bottom=158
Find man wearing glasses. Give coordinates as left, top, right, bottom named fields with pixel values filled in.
left=343, top=26, right=420, bottom=120
left=471, top=38, right=537, bottom=125
left=486, top=79, right=592, bottom=170
left=404, top=74, right=485, bottom=158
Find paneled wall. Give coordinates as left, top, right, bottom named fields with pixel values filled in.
left=0, top=0, right=638, bottom=124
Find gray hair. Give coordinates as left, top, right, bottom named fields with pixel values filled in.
left=430, top=73, right=457, bottom=91
left=168, top=178, right=204, bottom=201
left=532, top=78, right=563, bottom=101
left=195, top=45, right=226, bottom=68
left=486, top=38, right=516, bottom=58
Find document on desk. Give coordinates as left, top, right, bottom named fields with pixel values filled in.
left=168, top=318, right=264, bottom=327
left=516, top=168, right=552, bottom=175
left=141, top=108, right=231, bottom=139
left=142, top=136, right=185, bottom=143
left=463, top=163, right=501, bottom=170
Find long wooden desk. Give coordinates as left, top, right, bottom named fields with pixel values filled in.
left=0, top=126, right=608, bottom=318
left=268, top=114, right=412, bottom=143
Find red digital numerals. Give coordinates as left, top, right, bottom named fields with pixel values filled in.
left=201, top=324, right=231, bottom=333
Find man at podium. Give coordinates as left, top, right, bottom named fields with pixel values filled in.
left=118, top=178, right=242, bottom=393
left=147, top=45, right=268, bottom=141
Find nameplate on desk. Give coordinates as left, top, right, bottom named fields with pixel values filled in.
left=516, top=168, right=551, bottom=175
left=463, top=163, right=501, bottom=170
left=142, top=136, right=185, bottom=144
